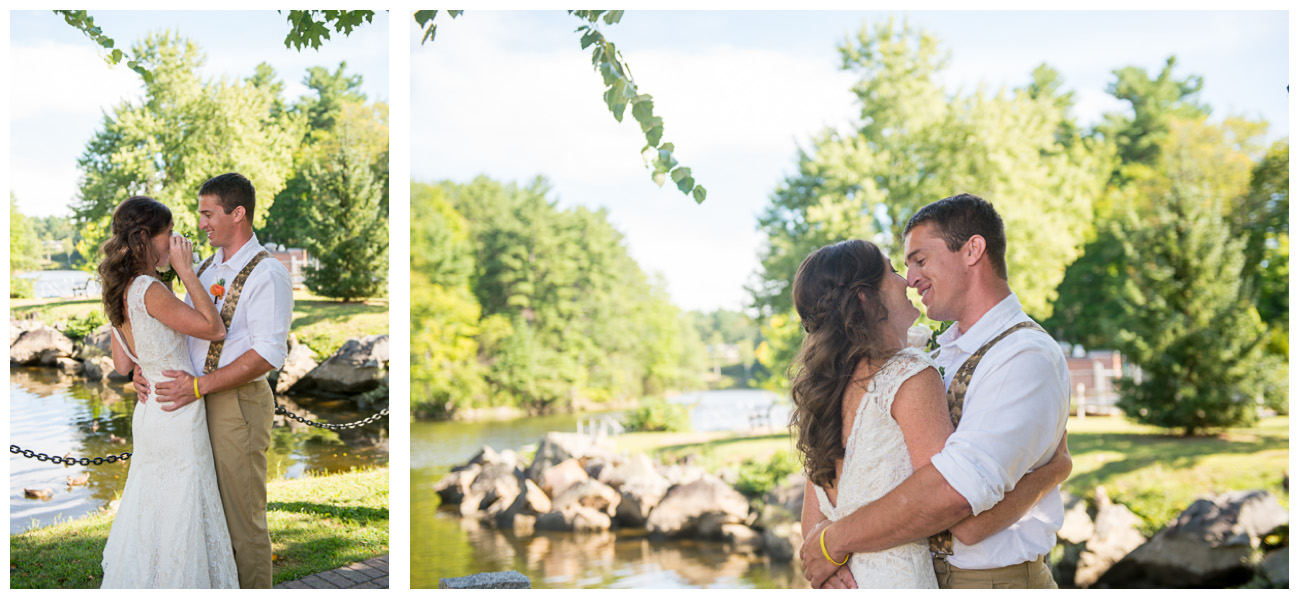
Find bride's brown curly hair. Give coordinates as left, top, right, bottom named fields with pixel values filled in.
left=98, top=197, right=172, bottom=327
left=789, top=239, right=900, bottom=488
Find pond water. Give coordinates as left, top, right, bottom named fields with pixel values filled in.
left=13, top=270, right=101, bottom=299
left=9, top=367, right=389, bottom=534
left=411, top=389, right=808, bottom=589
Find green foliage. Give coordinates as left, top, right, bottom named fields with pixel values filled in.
left=300, top=126, right=389, bottom=301
left=10, top=278, right=35, bottom=299
left=413, top=10, right=462, bottom=44
left=753, top=309, right=803, bottom=393
left=281, top=10, right=376, bottom=51
left=752, top=19, right=1108, bottom=320
left=10, top=195, right=42, bottom=274
left=621, top=397, right=691, bottom=433
left=735, top=449, right=802, bottom=497
left=1095, top=56, right=1209, bottom=178
left=569, top=12, right=706, bottom=203
left=72, top=32, right=301, bottom=265
left=53, top=10, right=152, bottom=82
left=63, top=310, right=107, bottom=341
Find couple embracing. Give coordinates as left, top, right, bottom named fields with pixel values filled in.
left=97, top=173, right=293, bottom=589
left=793, top=193, right=1072, bottom=589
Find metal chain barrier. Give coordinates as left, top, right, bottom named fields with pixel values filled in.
left=10, top=444, right=131, bottom=465
left=12, top=402, right=387, bottom=464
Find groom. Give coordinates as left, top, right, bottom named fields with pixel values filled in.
left=801, top=193, right=1071, bottom=589
left=136, top=172, right=294, bottom=588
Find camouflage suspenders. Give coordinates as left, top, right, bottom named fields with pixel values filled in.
left=196, top=250, right=272, bottom=375
left=928, top=320, right=1048, bottom=558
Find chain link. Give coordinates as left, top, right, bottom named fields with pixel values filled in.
left=11, top=401, right=387, bottom=465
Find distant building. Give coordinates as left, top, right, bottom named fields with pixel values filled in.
left=264, top=243, right=310, bottom=288
left=1065, top=350, right=1129, bottom=416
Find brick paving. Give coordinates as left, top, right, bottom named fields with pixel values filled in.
left=274, top=555, right=389, bottom=589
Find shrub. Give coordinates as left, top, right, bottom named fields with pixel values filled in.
left=10, top=277, right=34, bottom=299
left=735, top=449, right=802, bottom=497
left=64, top=309, right=107, bottom=341
left=621, top=397, right=691, bottom=433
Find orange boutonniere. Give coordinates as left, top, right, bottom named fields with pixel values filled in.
left=211, top=278, right=226, bottom=302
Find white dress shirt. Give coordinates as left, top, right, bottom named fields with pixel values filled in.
left=928, top=293, right=1070, bottom=570
left=185, top=233, right=294, bottom=378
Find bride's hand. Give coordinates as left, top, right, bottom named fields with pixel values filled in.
left=169, top=235, right=195, bottom=273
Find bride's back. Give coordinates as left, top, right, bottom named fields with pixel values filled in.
left=120, top=275, right=194, bottom=384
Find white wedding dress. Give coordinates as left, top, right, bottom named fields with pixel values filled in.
left=101, top=275, right=238, bottom=588
left=812, top=347, right=940, bottom=588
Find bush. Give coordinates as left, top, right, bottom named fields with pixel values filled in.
left=622, top=397, right=691, bottom=433
left=64, top=309, right=107, bottom=341
left=10, top=277, right=34, bottom=299
left=735, top=449, right=802, bottom=497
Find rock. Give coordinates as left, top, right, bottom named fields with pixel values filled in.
left=536, top=505, right=613, bottom=532
left=439, top=571, right=531, bottom=589
left=761, top=522, right=803, bottom=563
left=551, top=479, right=621, bottom=517
left=755, top=503, right=798, bottom=531
left=1258, top=547, right=1288, bottom=587
left=275, top=336, right=318, bottom=393
left=1075, top=487, right=1146, bottom=588
left=488, top=479, right=552, bottom=526
left=56, top=357, right=83, bottom=374
left=646, top=475, right=751, bottom=539
left=598, top=453, right=658, bottom=489
left=721, top=524, right=762, bottom=550
left=1059, top=491, right=1095, bottom=545
left=1097, top=490, right=1288, bottom=588
left=434, top=464, right=482, bottom=506
left=763, top=472, right=806, bottom=517
left=10, top=324, right=75, bottom=365
left=81, top=356, right=115, bottom=381
left=616, top=476, right=671, bottom=528
left=466, top=463, right=523, bottom=514
left=658, top=463, right=709, bottom=487
left=539, top=458, right=590, bottom=498
left=75, top=325, right=112, bottom=360
left=10, top=319, right=40, bottom=346
left=295, top=334, right=389, bottom=394
left=526, top=432, right=614, bottom=483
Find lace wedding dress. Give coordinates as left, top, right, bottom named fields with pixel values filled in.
left=812, top=347, right=940, bottom=588
left=101, top=275, right=238, bottom=589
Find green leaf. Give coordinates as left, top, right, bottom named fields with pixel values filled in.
left=645, top=124, right=664, bottom=147
left=580, top=29, right=600, bottom=50
left=692, top=186, right=707, bottom=204
left=676, top=176, right=695, bottom=195
left=413, top=10, right=437, bottom=26
left=604, top=10, right=625, bottom=25
left=670, top=167, right=692, bottom=184
left=110, top=49, right=123, bottom=63
left=631, top=101, right=654, bottom=126
left=652, top=171, right=668, bottom=187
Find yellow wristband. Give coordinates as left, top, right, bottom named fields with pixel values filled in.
left=821, top=526, right=847, bottom=566
left=193, top=376, right=201, bottom=399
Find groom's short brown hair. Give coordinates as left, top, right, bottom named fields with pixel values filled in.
left=904, top=193, right=1008, bottom=280
left=199, top=173, right=256, bottom=217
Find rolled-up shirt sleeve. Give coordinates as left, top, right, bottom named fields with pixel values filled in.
left=930, top=344, right=1067, bottom=516
left=240, top=262, right=294, bottom=370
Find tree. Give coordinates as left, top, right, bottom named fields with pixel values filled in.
left=72, top=32, right=300, bottom=263
left=10, top=195, right=41, bottom=273
left=300, top=102, right=389, bottom=301
left=1096, top=56, right=1209, bottom=179
left=1111, top=118, right=1276, bottom=434
left=753, top=19, right=1109, bottom=322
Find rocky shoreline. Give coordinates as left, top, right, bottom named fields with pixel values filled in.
left=10, top=319, right=389, bottom=401
left=436, top=432, right=1290, bottom=588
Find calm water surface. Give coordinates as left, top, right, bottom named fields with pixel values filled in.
left=10, top=367, right=389, bottom=534
left=411, top=389, right=808, bottom=589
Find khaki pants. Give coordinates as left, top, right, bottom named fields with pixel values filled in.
left=933, top=555, right=1057, bottom=589
left=206, top=379, right=275, bottom=589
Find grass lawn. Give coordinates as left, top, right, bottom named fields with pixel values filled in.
left=616, top=416, right=1290, bottom=534
left=10, top=291, right=388, bottom=359
left=10, top=467, right=389, bottom=589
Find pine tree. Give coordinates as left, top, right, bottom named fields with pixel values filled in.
left=302, top=135, right=388, bottom=301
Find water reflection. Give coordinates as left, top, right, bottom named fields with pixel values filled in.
left=10, top=367, right=388, bottom=534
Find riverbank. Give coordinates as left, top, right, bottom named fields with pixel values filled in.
left=10, top=467, right=389, bottom=589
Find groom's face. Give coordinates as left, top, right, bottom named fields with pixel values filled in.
left=198, top=194, right=237, bottom=248
left=904, top=222, right=966, bottom=321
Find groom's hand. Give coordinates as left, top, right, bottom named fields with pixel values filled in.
left=155, top=370, right=201, bottom=412
left=801, top=519, right=846, bottom=588
left=132, top=366, right=151, bottom=403
left=820, top=565, right=857, bottom=589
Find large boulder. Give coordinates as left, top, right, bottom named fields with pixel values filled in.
left=295, top=334, right=388, bottom=394
left=601, top=453, right=671, bottom=527
left=761, top=522, right=804, bottom=563
left=487, top=478, right=552, bottom=526
left=56, top=357, right=83, bottom=375
left=1097, top=490, right=1288, bottom=588
left=646, top=475, right=751, bottom=539
left=75, top=325, right=113, bottom=360
left=434, top=464, right=483, bottom=506
left=536, top=505, right=613, bottom=532
left=10, top=324, right=75, bottom=365
left=551, top=479, right=621, bottom=517
left=81, top=356, right=116, bottom=382
left=464, top=463, right=524, bottom=515
left=763, top=472, right=806, bottom=517
left=10, top=319, right=40, bottom=346
left=275, top=335, right=319, bottom=394
left=1257, top=547, right=1288, bottom=587
left=538, top=458, right=590, bottom=498
left=526, top=432, right=614, bottom=483
left=1075, top=488, right=1146, bottom=588
left=1058, top=491, right=1095, bottom=544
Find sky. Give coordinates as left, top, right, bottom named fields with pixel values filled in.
left=412, top=10, right=1289, bottom=313
left=9, top=9, right=390, bottom=220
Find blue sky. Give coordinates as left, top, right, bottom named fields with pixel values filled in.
left=9, top=9, right=390, bottom=219
left=412, top=10, right=1288, bottom=313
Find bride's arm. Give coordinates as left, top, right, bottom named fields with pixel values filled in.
left=109, top=329, right=136, bottom=375
left=948, top=433, right=1071, bottom=546
left=894, top=366, right=1073, bottom=547
left=143, top=236, right=225, bottom=342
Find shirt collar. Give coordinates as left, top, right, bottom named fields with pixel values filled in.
left=212, top=233, right=263, bottom=273
left=938, top=292, right=1026, bottom=355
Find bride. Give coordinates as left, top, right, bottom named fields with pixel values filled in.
left=98, top=196, right=238, bottom=588
left=789, top=240, right=1069, bottom=588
